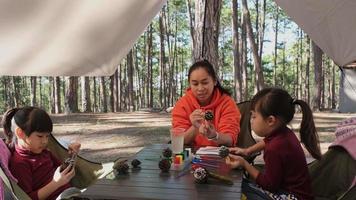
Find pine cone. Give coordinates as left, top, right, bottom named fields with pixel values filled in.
left=158, top=159, right=171, bottom=172
left=205, top=111, right=214, bottom=121
left=219, top=146, right=229, bottom=158
left=115, top=163, right=129, bottom=175
left=131, top=159, right=141, bottom=168
left=193, top=167, right=208, bottom=184
left=162, top=147, right=173, bottom=158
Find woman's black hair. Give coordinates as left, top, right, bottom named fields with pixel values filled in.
left=251, top=88, right=321, bottom=160
left=1, top=107, right=53, bottom=149
left=188, top=60, right=231, bottom=96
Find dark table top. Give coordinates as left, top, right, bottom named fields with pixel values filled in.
left=80, top=144, right=242, bottom=200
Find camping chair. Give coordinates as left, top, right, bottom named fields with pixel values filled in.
left=236, top=101, right=259, bottom=163
left=0, top=134, right=114, bottom=199
left=308, top=146, right=356, bottom=200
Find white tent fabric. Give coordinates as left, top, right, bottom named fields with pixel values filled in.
left=0, top=0, right=166, bottom=76
left=274, top=0, right=356, bottom=67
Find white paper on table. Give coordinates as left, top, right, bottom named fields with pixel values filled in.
left=195, top=146, right=220, bottom=155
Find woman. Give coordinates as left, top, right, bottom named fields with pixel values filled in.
left=172, top=60, right=240, bottom=147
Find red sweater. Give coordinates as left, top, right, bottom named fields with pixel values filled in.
left=256, top=127, right=313, bottom=200
left=9, top=146, right=71, bottom=200
left=172, top=88, right=240, bottom=147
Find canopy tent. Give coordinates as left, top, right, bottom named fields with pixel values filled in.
left=0, top=0, right=166, bottom=76
left=274, top=0, right=356, bottom=67
left=1, top=0, right=356, bottom=76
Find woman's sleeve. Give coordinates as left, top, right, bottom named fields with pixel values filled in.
left=171, top=99, right=191, bottom=130
left=216, top=98, right=241, bottom=146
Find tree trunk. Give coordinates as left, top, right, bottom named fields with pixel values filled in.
left=331, top=62, right=336, bottom=109
left=312, top=41, right=323, bottom=111
left=54, top=77, right=62, bottom=113
left=240, top=9, right=248, bottom=100
left=242, top=0, right=264, bottom=91
left=11, top=77, right=19, bottom=107
left=306, top=36, right=311, bottom=105
left=81, top=77, right=91, bottom=112
left=193, top=0, right=222, bottom=71
left=273, top=8, right=279, bottom=86
left=127, top=50, right=135, bottom=111
left=65, top=77, right=78, bottom=113
left=258, top=0, right=266, bottom=63
left=232, top=0, right=242, bottom=102
left=159, top=11, right=166, bottom=108
left=100, top=77, right=108, bottom=112
left=30, top=76, right=37, bottom=106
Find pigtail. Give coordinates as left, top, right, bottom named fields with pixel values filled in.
left=294, top=100, right=322, bottom=160
left=1, top=108, right=19, bottom=148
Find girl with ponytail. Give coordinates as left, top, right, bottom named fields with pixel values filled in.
left=226, top=88, right=320, bottom=200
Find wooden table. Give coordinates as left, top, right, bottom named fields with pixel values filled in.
left=80, top=144, right=242, bottom=200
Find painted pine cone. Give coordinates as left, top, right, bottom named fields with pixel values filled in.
left=131, top=159, right=141, bottom=168
left=193, top=167, right=208, bottom=184
left=205, top=111, right=214, bottom=121
left=158, top=159, right=171, bottom=172
left=115, top=163, right=129, bottom=175
left=219, top=146, right=229, bottom=158
left=162, top=147, right=173, bottom=158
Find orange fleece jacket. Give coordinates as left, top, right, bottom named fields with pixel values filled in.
left=172, top=88, right=240, bottom=147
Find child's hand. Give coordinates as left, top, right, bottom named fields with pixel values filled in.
left=229, top=147, right=249, bottom=157
left=53, top=165, right=75, bottom=186
left=68, top=142, right=81, bottom=155
left=225, top=154, right=246, bottom=169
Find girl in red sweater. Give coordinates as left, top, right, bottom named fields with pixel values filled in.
left=226, top=88, right=321, bottom=200
left=172, top=60, right=240, bottom=147
left=2, top=107, right=80, bottom=200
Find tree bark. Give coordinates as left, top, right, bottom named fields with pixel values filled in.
left=193, top=0, right=222, bottom=71
left=65, top=77, right=78, bottom=113
left=81, top=77, right=91, bottom=112
left=312, top=41, right=323, bottom=111
left=30, top=76, right=37, bottom=106
left=242, top=0, right=264, bottom=91
left=232, top=0, right=242, bottom=102
left=54, top=77, right=62, bottom=113
left=100, top=77, right=108, bottom=112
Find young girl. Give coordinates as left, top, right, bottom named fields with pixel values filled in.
left=2, top=107, right=80, bottom=200
left=226, top=88, right=321, bottom=200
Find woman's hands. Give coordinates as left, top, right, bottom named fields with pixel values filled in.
left=199, top=122, right=217, bottom=139
left=189, top=109, right=204, bottom=129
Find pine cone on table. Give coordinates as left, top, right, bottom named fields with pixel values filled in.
left=162, top=147, right=173, bottom=158
left=193, top=167, right=208, bottom=184
left=158, top=159, right=171, bottom=172
left=131, top=159, right=141, bottom=168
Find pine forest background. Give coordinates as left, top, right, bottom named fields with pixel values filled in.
left=0, top=0, right=339, bottom=114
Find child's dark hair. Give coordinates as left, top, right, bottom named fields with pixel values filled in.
left=251, top=88, right=321, bottom=160
left=188, top=60, right=231, bottom=96
left=1, top=107, right=53, bottom=148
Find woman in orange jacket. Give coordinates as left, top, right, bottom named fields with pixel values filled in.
left=172, top=60, right=241, bottom=148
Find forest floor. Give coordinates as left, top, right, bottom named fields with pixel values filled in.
left=1, top=111, right=354, bottom=163
left=47, top=111, right=355, bottom=163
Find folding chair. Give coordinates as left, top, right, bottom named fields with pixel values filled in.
left=308, top=146, right=356, bottom=200
left=1, top=135, right=114, bottom=199
left=236, top=101, right=259, bottom=163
